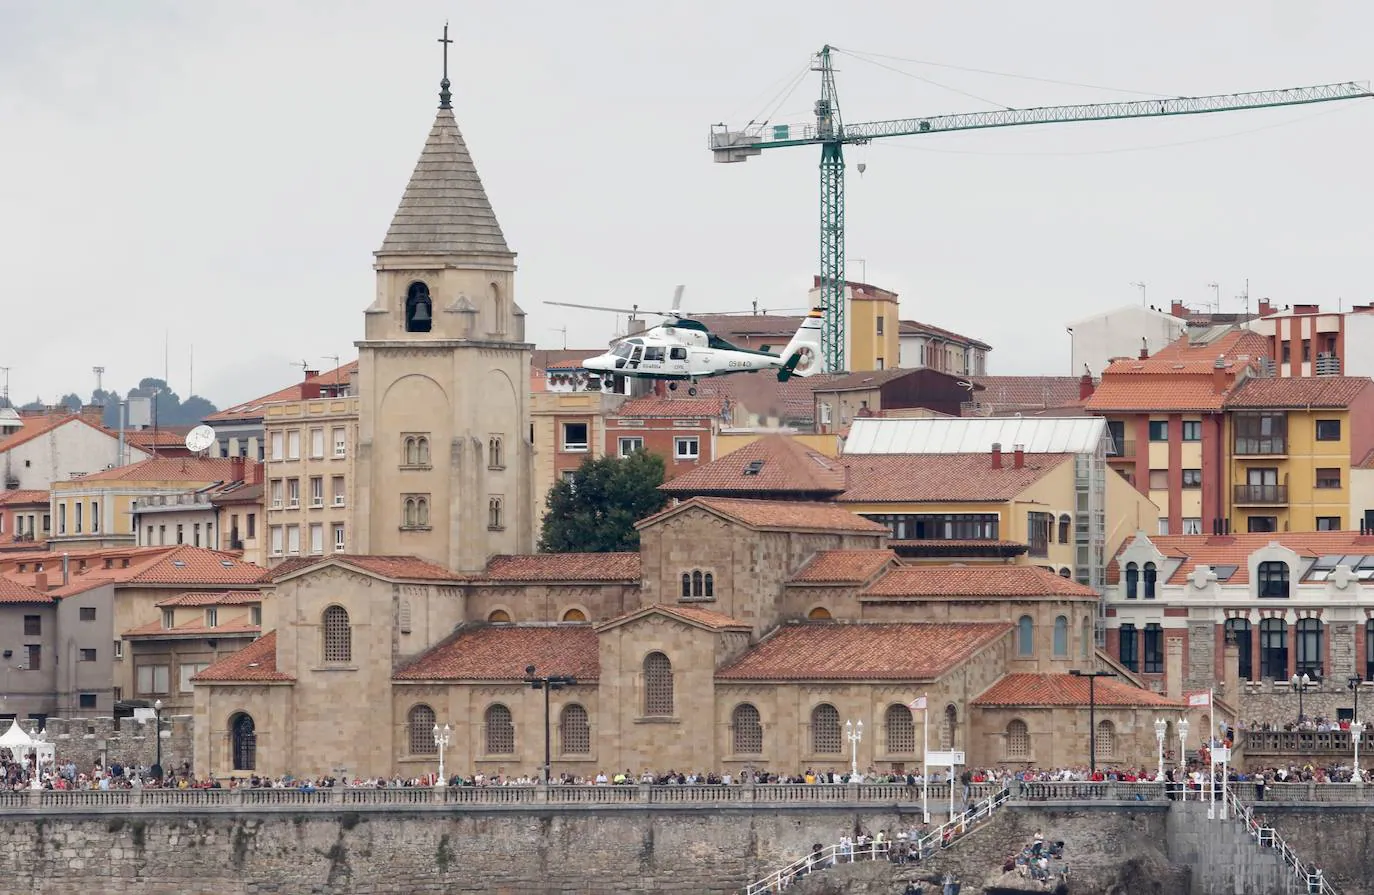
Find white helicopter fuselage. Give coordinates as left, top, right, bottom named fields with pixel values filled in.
left=579, top=311, right=822, bottom=384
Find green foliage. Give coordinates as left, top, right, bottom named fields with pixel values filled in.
left=538, top=450, right=668, bottom=553
left=8, top=378, right=218, bottom=426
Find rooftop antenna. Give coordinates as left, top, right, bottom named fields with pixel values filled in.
left=550, top=326, right=568, bottom=350
left=324, top=355, right=341, bottom=386
left=1206, top=282, right=1220, bottom=313
left=1130, top=282, right=1147, bottom=307
left=0, top=367, right=9, bottom=407
left=92, top=366, right=105, bottom=398
left=1237, top=278, right=1250, bottom=318
left=437, top=21, right=453, bottom=110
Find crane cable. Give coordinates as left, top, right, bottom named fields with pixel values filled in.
left=834, top=47, right=1012, bottom=111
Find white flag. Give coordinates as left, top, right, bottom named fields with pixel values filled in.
left=1188, top=692, right=1211, bottom=707
left=909, top=696, right=927, bottom=711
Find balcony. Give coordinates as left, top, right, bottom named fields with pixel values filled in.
left=1233, top=437, right=1286, bottom=456
left=1316, top=352, right=1342, bottom=376
left=1107, top=439, right=1136, bottom=461
left=1233, top=483, right=1288, bottom=505
left=1240, top=728, right=1367, bottom=758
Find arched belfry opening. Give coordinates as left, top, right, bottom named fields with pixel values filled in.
left=405, top=282, right=433, bottom=333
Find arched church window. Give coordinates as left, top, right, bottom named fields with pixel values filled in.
left=490, top=282, right=505, bottom=334
left=489, top=436, right=504, bottom=469
left=561, top=607, right=586, bottom=622
left=404, top=436, right=418, bottom=466
left=807, top=606, right=832, bottom=620
left=417, top=436, right=430, bottom=466
left=488, top=497, right=504, bottom=530
left=322, top=605, right=352, bottom=663
left=1005, top=720, right=1029, bottom=759
left=484, top=704, right=514, bottom=754
left=680, top=573, right=691, bottom=598
left=1095, top=720, right=1117, bottom=761
left=691, top=571, right=703, bottom=597
left=941, top=704, right=957, bottom=750
left=885, top=703, right=915, bottom=754
left=559, top=704, right=590, bottom=754
left=230, top=712, right=256, bottom=771
left=643, top=652, right=673, bottom=716
left=407, top=705, right=437, bottom=755
left=488, top=609, right=511, bottom=623
left=405, top=282, right=433, bottom=333
left=811, top=704, right=841, bottom=754
left=703, top=573, right=714, bottom=597
left=732, top=703, right=763, bottom=754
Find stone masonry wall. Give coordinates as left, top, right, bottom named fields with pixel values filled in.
left=37, top=714, right=193, bottom=774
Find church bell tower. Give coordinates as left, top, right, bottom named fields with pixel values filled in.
left=353, top=25, right=535, bottom=571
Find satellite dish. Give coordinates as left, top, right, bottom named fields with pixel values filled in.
left=184, top=425, right=216, bottom=454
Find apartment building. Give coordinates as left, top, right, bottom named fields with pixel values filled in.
left=261, top=395, right=359, bottom=565
left=604, top=395, right=730, bottom=481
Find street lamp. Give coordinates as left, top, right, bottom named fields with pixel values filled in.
left=1069, top=669, right=1116, bottom=774
left=1291, top=673, right=1313, bottom=723
left=523, top=664, right=576, bottom=785
left=1154, top=718, right=1168, bottom=782
left=432, top=723, right=452, bottom=787
left=151, top=699, right=164, bottom=780
left=844, top=719, right=864, bottom=779
left=1349, top=676, right=1364, bottom=784
left=1177, top=718, right=1190, bottom=801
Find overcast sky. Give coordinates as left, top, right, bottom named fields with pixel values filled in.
left=3, top=1, right=1372, bottom=407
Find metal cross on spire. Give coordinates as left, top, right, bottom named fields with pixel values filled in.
left=437, top=22, right=453, bottom=109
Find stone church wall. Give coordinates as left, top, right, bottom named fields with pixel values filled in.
left=34, top=714, right=193, bottom=774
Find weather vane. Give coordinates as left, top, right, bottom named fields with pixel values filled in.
left=438, top=22, right=453, bottom=110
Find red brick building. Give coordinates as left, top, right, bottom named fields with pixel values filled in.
left=604, top=396, right=730, bottom=481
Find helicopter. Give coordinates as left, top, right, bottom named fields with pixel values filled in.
left=545, top=287, right=824, bottom=395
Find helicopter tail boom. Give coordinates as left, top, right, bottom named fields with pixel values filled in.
left=776, top=308, right=824, bottom=381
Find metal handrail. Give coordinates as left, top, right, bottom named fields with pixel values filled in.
left=1226, top=786, right=1337, bottom=894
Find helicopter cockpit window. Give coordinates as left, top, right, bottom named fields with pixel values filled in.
left=643, top=346, right=665, bottom=362
left=613, top=344, right=633, bottom=359
left=669, top=347, right=687, bottom=361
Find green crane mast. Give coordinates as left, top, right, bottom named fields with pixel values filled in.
left=711, top=46, right=1373, bottom=374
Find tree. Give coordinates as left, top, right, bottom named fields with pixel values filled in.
left=538, top=450, right=668, bottom=553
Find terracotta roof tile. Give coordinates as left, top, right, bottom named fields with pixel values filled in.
left=394, top=625, right=600, bottom=681
left=480, top=553, right=640, bottom=582
left=862, top=565, right=1098, bottom=599
left=126, top=546, right=266, bottom=585
left=193, top=631, right=293, bottom=682
left=661, top=435, right=847, bottom=496
left=640, top=497, right=888, bottom=534
left=973, top=673, right=1182, bottom=707
left=899, top=319, right=991, bottom=349
left=614, top=396, right=728, bottom=418
left=839, top=453, right=1070, bottom=503
left=597, top=603, right=751, bottom=632
left=265, top=554, right=457, bottom=582
left=1114, top=531, right=1374, bottom=585
left=124, top=614, right=259, bottom=638
left=0, top=491, right=48, bottom=507
left=815, top=368, right=928, bottom=393
left=204, top=361, right=357, bottom=423
left=156, top=590, right=262, bottom=607
left=0, top=578, right=51, bottom=604
left=1225, top=376, right=1373, bottom=409
left=716, top=622, right=1009, bottom=681
left=0, top=416, right=113, bottom=454
left=122, top=429, right=193, bottom=449
left=789, top=550, right=898, bottom=584
left=1149, top=329, right=1271, bottom=362
left=969, top=377, right=1082, bottom=409
left=1085, top=373, right=1235, bottom=412
left=695, top=374, right=844, bottom=424
left=72, top=457, right=244, bottom=484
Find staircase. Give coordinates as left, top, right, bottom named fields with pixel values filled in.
left=1224, top=788, right=1335, bottom=894
left=740, top=785, right=1011, bottom=894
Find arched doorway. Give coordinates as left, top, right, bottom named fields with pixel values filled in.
left=230, top=713, right=256, bottom=771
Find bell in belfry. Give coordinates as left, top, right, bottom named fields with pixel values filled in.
left=410, top=302, right=432, bottom=325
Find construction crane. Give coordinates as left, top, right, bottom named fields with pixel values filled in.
left=711, top=46, right=1373, bottom=373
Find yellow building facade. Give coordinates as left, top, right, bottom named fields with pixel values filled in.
left=262, top=395, right=359, bottom=564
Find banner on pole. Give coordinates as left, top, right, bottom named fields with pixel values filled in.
left=1188, top=692, right=1212, bottom=707
left=926, top=750, right=965, bottom=766
left=909, top=696, right=927, bottom=711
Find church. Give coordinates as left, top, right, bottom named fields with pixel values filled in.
left=191, top=51, right=1195, bottom=780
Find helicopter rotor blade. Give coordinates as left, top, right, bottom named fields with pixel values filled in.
left=544, top=300, right=644, bottom=315
left=671, top=285, right=685, bottom=312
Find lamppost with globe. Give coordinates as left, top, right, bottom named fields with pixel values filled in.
left=432, top=723, right=452, bottom=787
left=1177, top=718, right=1190, bottom=800
left=151, top=699, right=165, bottom=780
left=1291, top=673, right=1314, bottom=724
left=1153, top=718, right=1168, bottom=782
left=844, top=719, right=864, bottom=779
left=1349, top=676, right=1364, bottom=783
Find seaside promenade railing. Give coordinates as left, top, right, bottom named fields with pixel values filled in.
left=1, top=779, right=1372, bottom=810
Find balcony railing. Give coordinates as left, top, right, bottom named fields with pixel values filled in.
left=1233, top=483, right=1288, bottom=504
left=1107, top=439, right=1136, bottom=460
left=1240, top=729, right=1367, bottom=756
left=1315, top=353, right=1342, bottom=376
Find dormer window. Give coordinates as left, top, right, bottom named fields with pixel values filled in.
left=1142, top=562, right=1157, bottom=599
left=1124, top=562, right=1139, bottom=599
left=1258, top=561, right=1290, bottom=598
left=405, top=282, right=433, bottom=333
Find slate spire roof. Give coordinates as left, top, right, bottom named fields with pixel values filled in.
left=379, top=107, right=511, bottom=257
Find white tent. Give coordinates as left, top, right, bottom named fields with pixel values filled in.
left=0, top=718, right=33, bottom=752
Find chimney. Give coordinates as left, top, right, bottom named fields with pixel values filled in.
left=33, top=572, right=47, bottom=592
left=1013, top=444, right=1025, bottom=469
left=1170, top=300, right=1188, bottom=319
left=247, top=460, right=262, bottom=485
left=1294, top=304, right=1319, bottom=316
left=1258, top=299, right=1275, bottom=317
left=1165, top=638, right=1184, bottom=700
left=230, top=455, right=246, bottom=484
left=1138, top=337, right=1149, bottom=360
left=300, top=369, right=322, bottom=401
left=991, top=443, right=1003, bottom=469
left=1078, top=366, right=1095, bottom=400
left=1211, top=355, right=1229, bottom=393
